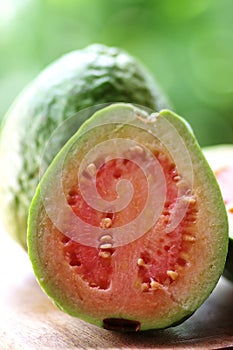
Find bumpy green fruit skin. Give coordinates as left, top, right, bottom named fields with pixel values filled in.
left=0, top=44, right=168, bottom=249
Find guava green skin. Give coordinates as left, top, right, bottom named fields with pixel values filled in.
left=28, top=103, right=228, bottom=331
left=203, top=144, right=233, bottom=281
left=0, top=44, right=169, bottom=250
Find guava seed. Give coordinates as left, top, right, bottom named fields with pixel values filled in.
left=183, top=234, right=196, bottom=242
left=99, top=251, right=111, bottom=259
left=167, top=270, right=178, bottom=281
left=99, top=234, right=113, bottom=242
left=86, top=163, right=97, bottom=177
left=99, top=243, right=113, bottom=250
left=100, top=218, right=112, bottom=229
left=150, top=280, right=161, bottom=290
left=130, top=145, right=144, bottom=155
left=137, top=258, right=147, bottom=267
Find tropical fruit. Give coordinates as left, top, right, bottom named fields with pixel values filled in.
left=203, top=144, right=233, bottom=281
left=0, top=44, right=168, bottom=250
left=28, top=103, right=228, bottom=331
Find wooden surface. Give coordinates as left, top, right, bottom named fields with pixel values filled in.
left=1, top=228, right=233, bottom=350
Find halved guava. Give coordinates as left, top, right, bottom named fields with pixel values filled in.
left=28, top=103, right=228, bottom=331
left=0, top=44, right=168, bottom=250
left=203, top=144, right=233, bottom=281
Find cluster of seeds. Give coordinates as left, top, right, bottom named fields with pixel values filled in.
left=99, top=218, right=114, bottom=259
left=66, top=146, right=198, bottom=293
left=135, top=148, right=198, bottom=292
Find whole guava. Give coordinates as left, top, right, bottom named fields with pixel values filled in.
left=0, top=44, right=168, bottom=249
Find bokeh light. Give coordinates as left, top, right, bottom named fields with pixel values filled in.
left=0, top=0, right=233, bottom=146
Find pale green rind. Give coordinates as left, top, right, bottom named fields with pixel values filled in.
left=0, top=44, right=169, bottom=250
left=28, top=104, right=228, bottom=331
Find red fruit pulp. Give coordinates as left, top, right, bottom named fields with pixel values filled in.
left=62, top=153, right=197, bottom=292
left=28, top=107, right=228, bottom=331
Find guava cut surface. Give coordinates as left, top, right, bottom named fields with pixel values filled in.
left=28, top=103, right=228, bottom=331
left=203, top=144, right=233, bottom=281
left=0, top=44, right=168, bottom=250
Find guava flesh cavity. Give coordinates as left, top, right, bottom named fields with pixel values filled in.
left=28, top=104, right=228, bottom=331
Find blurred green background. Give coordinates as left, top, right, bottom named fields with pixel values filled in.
left=0, top=0, right=233, bottom=146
